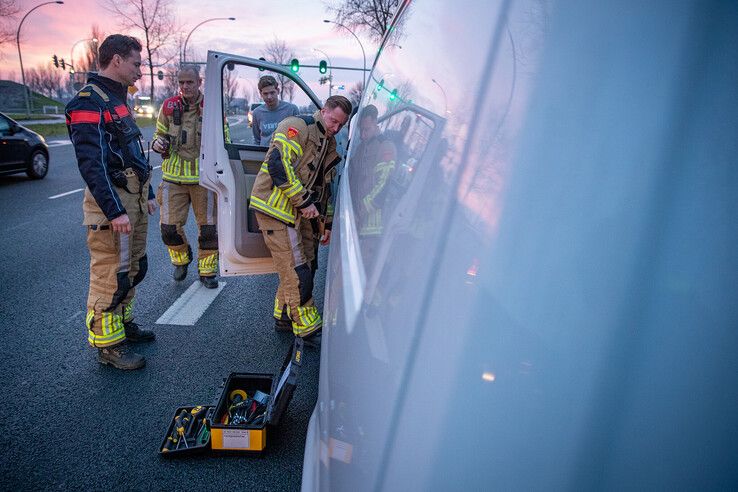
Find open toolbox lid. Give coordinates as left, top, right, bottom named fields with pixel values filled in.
left=266, top=337, right=303, bottom=426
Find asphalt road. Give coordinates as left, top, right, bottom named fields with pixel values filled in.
left=0, top=127, right=322, bottom=491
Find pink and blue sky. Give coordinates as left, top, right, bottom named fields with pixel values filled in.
left=2, top=0, right=373, bottom=88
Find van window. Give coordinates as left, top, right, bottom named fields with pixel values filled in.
left=221, top=64, right=317, bottom=147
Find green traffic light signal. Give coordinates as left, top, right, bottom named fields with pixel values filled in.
left=290, top=58, right=299, bottom=73
left=258, top=57, right=266, bottom=72
left=319, top=60, right=327, bottom=74
left=389, top=88, right=397, bottom=101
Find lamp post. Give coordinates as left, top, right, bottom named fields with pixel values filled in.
left=16, top=1, right=64, bottom=117
left=432, top=78, right=449, bottom=115
left=182, top=17, right=236, bottom=63
left=323, top=19, right=366, bottom=91
left=71, top=37, right=98, bottom=73
left=313, top=48, right=333, bottom=97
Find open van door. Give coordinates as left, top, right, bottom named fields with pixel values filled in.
left=200, top=51, right=322, bottom=275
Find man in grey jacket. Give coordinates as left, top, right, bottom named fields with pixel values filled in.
left=251, top=75, right=299, bottom=146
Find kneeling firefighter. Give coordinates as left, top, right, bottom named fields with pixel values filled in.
left=152, top=64, right=219, bottom=288
left=249, top=95, right=352, bottom=338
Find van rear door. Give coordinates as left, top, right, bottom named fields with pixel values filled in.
left=200, top=51, right=322, bottom=275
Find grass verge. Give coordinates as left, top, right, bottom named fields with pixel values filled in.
left=28, top=117, right=156, bottom=140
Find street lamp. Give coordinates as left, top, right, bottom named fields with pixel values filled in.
left=182, top=17, right=236, bottom=63
left=323, top=19, right=366, bottom=92
left=16, top=1, right=64, bottom=117
left=71, top=37, right=99, bottom=73
left=313, top=48, right=333, bottom=97
left=432, top=78, right=449, bottom=115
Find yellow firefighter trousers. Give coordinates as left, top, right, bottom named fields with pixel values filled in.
left=83, top=171, right=150, bottom=348
left=256, top=212, right=321, bottom=337
left=156, top=180, right=218, bottom=276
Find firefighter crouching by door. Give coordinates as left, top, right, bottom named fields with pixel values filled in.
left=65, top=34, right=157, bottom=371
left=250, top=95, right=352, bottom=339
left=152, top=64, right=218, bottom=289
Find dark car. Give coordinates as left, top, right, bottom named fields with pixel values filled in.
left=0, top=112, right=50, bottom=179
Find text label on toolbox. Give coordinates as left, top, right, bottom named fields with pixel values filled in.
left=223, top=428, right=250, bottom=449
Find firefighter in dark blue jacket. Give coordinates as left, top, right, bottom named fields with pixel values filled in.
left=65, top=34, right=157, bottom=370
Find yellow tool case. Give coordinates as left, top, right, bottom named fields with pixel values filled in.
left=159, top=337, right=303, bottom=456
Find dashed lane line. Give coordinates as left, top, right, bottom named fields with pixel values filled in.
left=156, top=280, right=226, bottom=325
left=48, top=163, right=161, bottom=199
left=49, top=188, right=84, bottom=199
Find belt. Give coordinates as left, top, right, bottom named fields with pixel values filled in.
left=88, top=224, right=110, bottom=230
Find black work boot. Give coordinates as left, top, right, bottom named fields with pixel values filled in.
left=124, top=321, right=156, bottom=343
left=200, top=275, right=218, bottom=289
left=173, top=246, right=193, bottom=281
left=274, top=318, right=292, bottom=332
left=98, top=342, right=145, bottom=370
left=173, top=262, right=189, bottom=281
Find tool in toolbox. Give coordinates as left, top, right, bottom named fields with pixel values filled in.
left=160, top=338, right=303, bottom=456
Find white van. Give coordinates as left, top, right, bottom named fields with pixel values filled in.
left=202, top=0, right=737, bottom=489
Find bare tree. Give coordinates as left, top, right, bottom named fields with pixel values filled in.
left=74, top=25, right=105, bottom=74
left=0, top=0, right=20, bottom=56
left=348, top=80, right=364, bottom=108
left=325, top=0, right=401, bottom=43
left=262, top=38, right=296, bottom=102
left=105, top=0, right=178, bottom=103
left=222, top=66, right=238, bottom=113
left=162, top=64, right=179, bottom=97
left=27, top=63, right=63, bottom=98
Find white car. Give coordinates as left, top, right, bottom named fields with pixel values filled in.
left=201, top=0, right=738, bottom=489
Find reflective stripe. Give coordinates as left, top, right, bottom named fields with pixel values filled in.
left=273, top=297, right=283, bottom=318
left=288, top=305, right=321, bottom=335
left=156, top=121, right=168, bottom=133
left=124, top=297, right=135, bottom=322
left=118, top=233, right=130, bottom=273
left=168, top=247, right=191, bottom=265
left=162, top=153, right=200, bottom=183
left=250, top=196, right=295, bottom=224
left=287, top=226, right=301, bottom=265
left=198, top=253, right=218, bottom=275
left=69, top=110, right=100, bottom=124
left=87, top=310, right=125, bottom=347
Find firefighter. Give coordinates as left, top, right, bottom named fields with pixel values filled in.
left=65, top=35, right=157, bottom=371
left=250, top=95, right=352, bottom=338
left=152, top=65, right=219, bottom=289
left=354, top=105, right=397, bottom=254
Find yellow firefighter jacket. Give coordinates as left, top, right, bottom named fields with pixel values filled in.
left=249, top=110, right=341, bottom=227
left=155, top=92, right=203, bottom=184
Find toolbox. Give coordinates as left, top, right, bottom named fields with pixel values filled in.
left=159, top=337, right=303, bottom=456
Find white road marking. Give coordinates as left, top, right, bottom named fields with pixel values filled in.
left=49, top=188, right=84, bottom=199
left=48, top=155, right=159, bottom=199
left=47, top=140, right=72, bottom=147
left=156, top=280, right=226, bottom=325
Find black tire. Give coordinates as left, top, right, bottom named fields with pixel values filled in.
left=26, top=149, right=48, bottom=179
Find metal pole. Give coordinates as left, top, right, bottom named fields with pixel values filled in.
left=313, top=48, right=333, bottom=97
left=183, top=17, right=235, bottom=63
left=324, top=20, right=366, bottom=92
left=70, top=37, right=98, bottom=74
left=16, top=1, right=64, bottom=117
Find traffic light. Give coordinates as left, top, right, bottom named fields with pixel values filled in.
left=157, top=70, right=164, bottom=81
left=60, top=58, right=66, bottom=70
left=389, top=88, right=397, bottom=101
left=319, top=60, right=327, bottom=74
left=258, top=57, right=266, bottom=72
left=290, top=58, right=299, bottom=73
left=52, top=54, right=59, bottom=68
